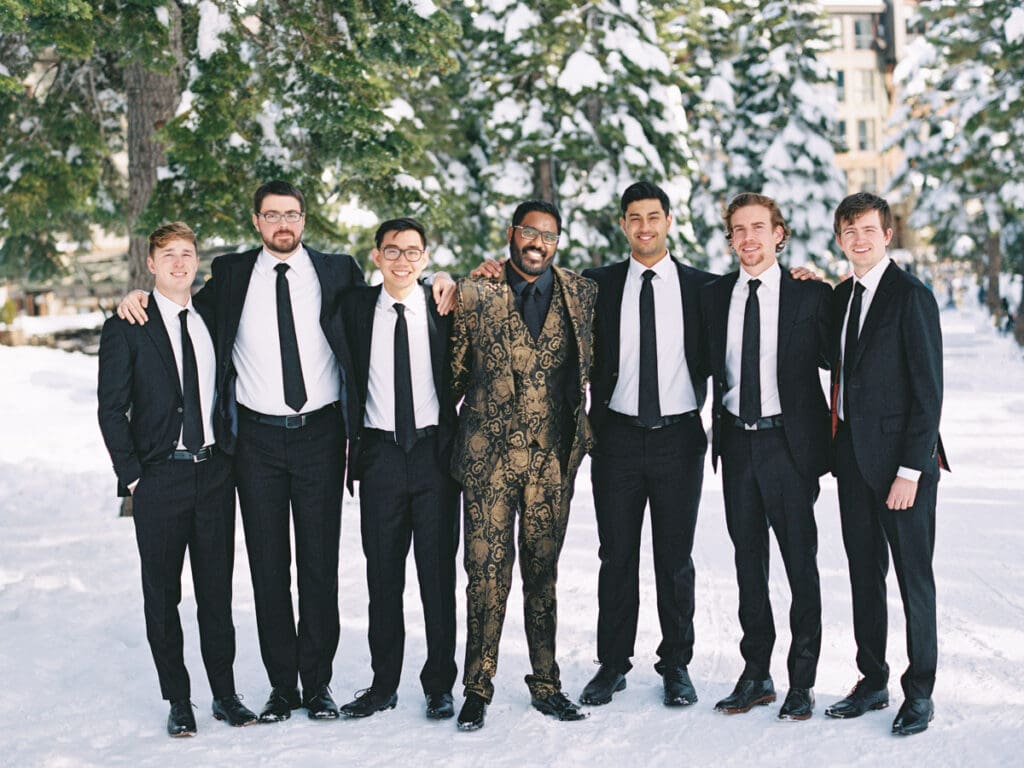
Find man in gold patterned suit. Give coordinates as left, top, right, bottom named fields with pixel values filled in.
left=450, top=200, right=597, bottom=731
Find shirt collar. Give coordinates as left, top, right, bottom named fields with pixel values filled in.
left=256, top=245, right=309, bottom=276
left=379, top=284, right=427, bottom=314
left=738, top=260, right=781, bottom=292
left=505, top=261, right=554, bottom=296
left=152, top=287, right=194, bottom=321
left=628, top=252, right=674, bottom=282
left=854, top=254, right=891, bottom=293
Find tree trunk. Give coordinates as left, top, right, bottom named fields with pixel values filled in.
left=119, top=5, right=183, bottom=517
left=985, top=230, right=1001, bottom=318
left=123, top=3, right=184, bottom=292
left=534, top=157, right=557, bottom=204
left=1015, top=279, right=1024, bottom=348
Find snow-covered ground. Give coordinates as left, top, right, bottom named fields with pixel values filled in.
left=1, top=302, right=1021, bottom=767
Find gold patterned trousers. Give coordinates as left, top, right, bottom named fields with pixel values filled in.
left=462, top=445, right=570, bottom=702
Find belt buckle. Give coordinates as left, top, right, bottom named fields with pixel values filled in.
left=284, top=414, right=305, bottom=429
left=744, top=421, right=758, bottom=431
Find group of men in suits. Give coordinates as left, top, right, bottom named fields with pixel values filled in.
left=98, top=179, right=945, bottom=739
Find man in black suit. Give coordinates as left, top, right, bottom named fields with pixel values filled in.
left=332, top=218, right=459, bottom=721
left=580, top=182, right=715, bottom=708
left=700, top=193, right=831, bottom=721
left=98, top=222, right=257, bottom=736
left=824, top=192, right=946, bottom=736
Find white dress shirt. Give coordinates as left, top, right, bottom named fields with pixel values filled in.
left=152, top=288, right=216, bottom=449
left=233, top=247, right=340, bottom=415
left=609, top=253, right=699, bottom=416
left=364, top=286, right=439, bottom=430
left=723, top=262, right=782, bottom=418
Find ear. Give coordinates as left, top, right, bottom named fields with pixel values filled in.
left=147, top=257, right=156, bottom=276
left=883, top=228, right=894, bottom=246
left=252, top=213, right=260, bottom=230
left=370, top=249, right=383, bottom=271
left=506, top=226, right=514, bottom=243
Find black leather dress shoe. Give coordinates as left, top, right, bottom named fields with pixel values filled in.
left=425, top=692, right=455, bottom=719
left=339, top=688, right=398, bottom=718
left=303, top=685, right=340, bottom=720
left=167, top=699, right=196, bottom=737
left=715, top=678, right=776, bottom=714
left=824, top=679, right=889, bottom=719
left=212, top=694, right=258, bottom=727
left=580, top=665, right=627, bottom=705
left=662, top=666, right=698, bottom=706
left=531, top=692, right=589, bottom=721
left=778, top=687, right=814, bottom=720
left=457, top=693, right=488, bottom=731
left=892, top=697, right=933, bottom=736
left=259, top=687, right=302, bottom=723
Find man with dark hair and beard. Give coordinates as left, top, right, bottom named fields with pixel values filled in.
left=449, top=200, right=597, bottom=731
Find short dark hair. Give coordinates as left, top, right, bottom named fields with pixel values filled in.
left=511, top=199, right=562, bottom=234
left=254, top=180, right=306, bottom=214
left=375, top=217, right=426, bottom=248
left=833, top=192, right=893, bottom=235
left=724, top=192, right=791, bottom=254
left=620, top=181, right=670, bottom=216
left=148, top=221, right=197, bottom=256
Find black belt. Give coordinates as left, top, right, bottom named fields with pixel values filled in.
left=364, top=425, right=438, bottom=444
left=608, top=410, right=698, bottom=430
left=238, top=402, right=338, bottom=429
left=730, top=412, right=784, bottom=431
left=169, top=445, right=216, bottom=462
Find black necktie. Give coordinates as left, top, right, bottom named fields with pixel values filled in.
left=519, top=281, right=542, bottom=340
left=178, top=309, right=204, bottom=453
left=274, top=262, right=307, bottom=412
left=843, top=281, right=865, bottom=422
left=393, top=303, right=417, bottom=453
left=739, top=278, right=762, bottom=426
left=638, top=269, right=661, bottom=427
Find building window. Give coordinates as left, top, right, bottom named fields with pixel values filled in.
left=854, top=70, right=875, bottom=103
left=837, top=119, right=848, bottom=149
left=836, top=70, right=845, bottom=102
left=862, top=168, right=878, bottom=190
left=857, top=119, right=876, bottom=151
left=853, top=16, right=874, bottom=49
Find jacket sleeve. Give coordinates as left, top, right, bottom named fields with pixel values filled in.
left=449, top=279, right=473, bottom=403
left=899, top=283, right=943, bottom=472
left=97, top=319, right=141, bottom=492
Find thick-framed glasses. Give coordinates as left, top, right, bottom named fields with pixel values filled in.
left=513, top=225, right=559, bottom=244
left=257, top=212, right=304, bottom=224
left=381, top=246, right=424, bottom=262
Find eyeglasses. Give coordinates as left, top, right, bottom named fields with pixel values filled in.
left=513, top=225, right=559, bottom=244
left=257, top=212, right=304, bottom=224
left=380, top=246, right=424, bottom=262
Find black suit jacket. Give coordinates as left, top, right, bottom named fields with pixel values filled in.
left=333, top=284, right=457, bottom=494
left=583, top=256, right=715, bottom=435
left=830, top=261, right=948, bottom=492
left=97, top=295, right=218, bottom=496
left=191, top=244, right=364, bottom=453
left=701, top=269, right=833, bottom=479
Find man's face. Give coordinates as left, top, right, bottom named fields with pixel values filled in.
left=728, top=204, right=782, bottom=276
left=371, top=228, right=428, bottom=296
left=253, top=193, right=305, bottom=257
left=507, top=210, right=559, bottom=278
left=836, top=209, right=892, bottom=276
left=620, top=198, right=671, bottom=264
left=147, top=238, right=198, bottom=296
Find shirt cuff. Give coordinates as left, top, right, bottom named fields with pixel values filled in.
left=896, top=466, right=921, bottom=483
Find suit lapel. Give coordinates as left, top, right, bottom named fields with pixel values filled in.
left=711, top=273, right=738, bottom=380
left=777, top=270, right=799, bottom=364
left=675, top=258, right=702, bottom=376
left=142, top=294, right=182, bottom=396
left=424, top=284, right=445, bottom=401
left=356, top=286, right=379, bottom=401
left=850, top=261, right=899, bottom=373
left=225, top=250, right=258, bottom=349
left=605, top=260, right=628, bottom=365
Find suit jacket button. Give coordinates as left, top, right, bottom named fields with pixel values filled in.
left=176, top=407, right=183, bottom=413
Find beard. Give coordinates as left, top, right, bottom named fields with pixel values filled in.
left=509, top=240, right=554, bottom=277
left=263, top=229, right=301, bottom=256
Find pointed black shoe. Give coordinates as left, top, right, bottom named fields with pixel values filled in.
left=303, top=685, right=340, bottom=720
left=425, top=692, right=455, bottom=719
left=339, top=687, right=398, bottom=718
left=662, top=666, right=698, bottom=707
left=167, top=699, right=196, bottom=737
left=259, top=686, right=302, bottom=723
left=531, top=691, right=589, bottom=722
left=580, top=665, right=627, bottom=705
left=212, top=694, right=258, bottom=727
left=714, top=678, right=776, bottom=714
left=892, top=697, right=934, bottom=736
left=824, top=679, right=889, bottom=719
left=457, top=693, right=488, bottom=731
left=778, top=687, right=814, bottom=721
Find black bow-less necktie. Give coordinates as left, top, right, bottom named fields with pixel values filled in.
left=638, top=269, right=661, bottom=427
left=519, top=281, right=543, bottom=340
left=739, top=278, right=762, bottom=426
left=393, top=303, right=417, bottom=453
left=178, top=309, right=204, bottom=453
left=843, top=281, right=865, bottom=422
left=274, top=262, right=307, bottom=412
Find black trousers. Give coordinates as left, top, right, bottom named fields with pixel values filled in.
left=357, top=432, right=459, bottom=696
left=835, top=423, right=938, bottom=699
left=234, top=409, right=344, bottom=693
left=720, top=422, right=822, bottom=688
left=590, top=413, right=706, bottom=674
left=131, top=450, right=236, bottom=702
